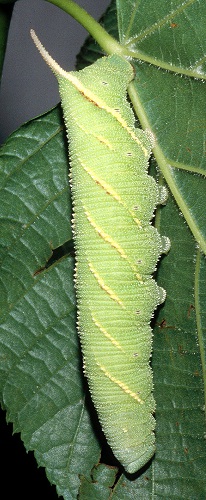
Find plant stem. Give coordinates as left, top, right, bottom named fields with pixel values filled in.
left=46, top=0, right=206, bottom=81
left=46, top=0, right=124, bottom=56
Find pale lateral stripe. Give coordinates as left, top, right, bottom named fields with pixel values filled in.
left=88, top=262, right=125, bottom=307
left=91, top=315, right=124, bottom=351
left=81, top=161, right=142, bottom=227
left=84, top=208, right=127, bottom=258
left=84, top=207, right=143, bottom=281
left=97, top=362, right=143, bottom=404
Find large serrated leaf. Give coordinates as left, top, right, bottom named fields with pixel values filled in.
left=112, top=0, right=206, bottom=497
left=117, top=0, right=206, bottom=75
left=117, top=0, right=206, bottom=255
left=0, top=107, right=101, bottom=498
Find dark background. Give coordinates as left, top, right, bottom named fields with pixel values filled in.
left=1, top=1, right=110, bottom=498
left=0, top=0, right=110, bottom=144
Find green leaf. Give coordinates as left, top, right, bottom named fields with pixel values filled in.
left=0, top=107, right=101, bottom=498
left=195, top=250, right=206, bottom=412
left=130, top=64, right=206, bottom=254
left=117, top=0, right=206, bottom=77
left=117, top=0, right=206, bottom=254
left=152, top=193, right=206, bottom=498
left=79, top=464, right=117, bottom=499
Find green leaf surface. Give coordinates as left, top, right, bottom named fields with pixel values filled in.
left=117, top=0, right=206, bottom=77
left=130, top=63, right=206, bottom=254
left=117, top=0, right=206, bottom=255
left=152, top=193, right=206, bottom=498
left=195, top=250, right=206, bottom=410
left=0, top=0, right=206, bottom=498
left=0, top=107, right=101, bottom=498
left=79, top=464, right=117, bottom=499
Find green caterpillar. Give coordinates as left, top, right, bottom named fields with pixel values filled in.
left=31, top=29, right=170, bottom=474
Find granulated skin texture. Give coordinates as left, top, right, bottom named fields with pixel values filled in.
left=31, top=30, right=170, bottom=473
